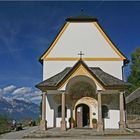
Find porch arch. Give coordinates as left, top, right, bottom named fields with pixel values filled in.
left=65, top=75, right=98, bottom=128
left=73, top=97, right=98, bottom=128
left=66, top=75, right=97, bottom=98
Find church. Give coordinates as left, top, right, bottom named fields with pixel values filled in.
left=36, top=15, right=129, bottom=132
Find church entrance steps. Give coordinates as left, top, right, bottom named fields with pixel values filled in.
left=24, top=127, right=134, bottom=138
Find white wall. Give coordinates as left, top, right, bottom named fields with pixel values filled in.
left=102, top=94, right=121, bottom=129
left=46, top=93, right=121, bottom=129
left=46, top=93, right=71, bottom=128
left=92, top=104, right=98, bottom=120
left=43, top=22, right=124, bottom=81
left=104, top=110, right=120, bottom=129
left=46, top=94, right=55, bottom=128
left=43, top=22, right=125, bottom=129
left=47, top=22, right=120, bottom=58
left=56, top=109, right=71, bottom=128
left=43, top=60, right=123, bottom=80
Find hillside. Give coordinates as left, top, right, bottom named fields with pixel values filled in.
left=0, top=97, right=40, bottom=121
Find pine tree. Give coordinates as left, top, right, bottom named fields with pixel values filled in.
left=128, top=47, right=140, bottom=92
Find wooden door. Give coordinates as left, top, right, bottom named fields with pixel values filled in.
left=76, top=106, right=83, bottom=127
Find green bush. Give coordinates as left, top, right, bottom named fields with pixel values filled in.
left=0, top=115, right=10, bottom=134
left=69, top=117, right=76, bottom=127
left=92, top=118, right=97, bottom=124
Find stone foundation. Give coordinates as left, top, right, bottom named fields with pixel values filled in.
left=61, top=121, right=67, bottom=131
left=40, top=120, right=47, bottom=130
left=119, top=121, right=126, bottom=129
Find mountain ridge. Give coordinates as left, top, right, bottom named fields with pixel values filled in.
left=0, top=97, right=40, bottom=121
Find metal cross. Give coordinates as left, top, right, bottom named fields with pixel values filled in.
left=78, top=51, right=84, bottom=59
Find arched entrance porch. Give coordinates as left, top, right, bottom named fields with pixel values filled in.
left=66, top=75, right=98, bottom=128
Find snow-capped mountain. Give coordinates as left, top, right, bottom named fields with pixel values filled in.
left=0, top=97, right=40, bottom=121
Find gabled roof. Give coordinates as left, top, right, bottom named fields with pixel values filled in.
left=126, top=87, right=140, bottom=104
left=66, top=15, right=98, bottom=22
left=36, top=60, right=128, bottom=91
left=39, top=15, right=128, bottom=64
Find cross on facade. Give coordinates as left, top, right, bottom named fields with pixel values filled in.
left=78, top=51, right=84, bottom=59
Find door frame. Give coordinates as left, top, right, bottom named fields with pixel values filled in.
left=75, top=104, right=90, bottom=127
left=73, top=97, right=98, bottom=128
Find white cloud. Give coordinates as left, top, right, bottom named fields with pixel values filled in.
left=30, top=91, right=42, bottom=101
left=30, top=91, right=42, bottom=98
left=0, top=88, right=3, bottom=97
left=3, top=85, right=16, bottom=93
left=0, top=85, right=16, bottom=96
left=0, top=85, right=41, bottom=104
left=0, top=88, right=2, bottom=93
left=13, top=87, right=32, bottom=95
left=31, top=96, right=42, bottom=101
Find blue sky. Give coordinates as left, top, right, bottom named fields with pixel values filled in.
left=0, top=1, right=140, bottom=102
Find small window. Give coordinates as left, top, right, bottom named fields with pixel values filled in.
left=102, top=105, right=109, bottom=118
left=58, top=105, right=67, bottom=117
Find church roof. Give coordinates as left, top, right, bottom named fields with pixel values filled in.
left=36, top=60, right=129, bottom=90
left=39, top=15, right=128, bottom=64
left=66, top=15, right=98, bottom=22
left=126, top=87, right=140, bottom=104
left=66, top=10, right=98, bottom=22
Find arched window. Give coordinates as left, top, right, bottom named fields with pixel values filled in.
left=102, top=105, right=109, bottom=118
left=58, top=105, right=67, bottom=117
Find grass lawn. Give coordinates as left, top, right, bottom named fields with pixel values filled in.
left=0, top=116, right=11, bottom=134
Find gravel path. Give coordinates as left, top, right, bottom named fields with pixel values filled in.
left=0, top=126, right=38, bottom=139
left=1, top=127, right=140, bottom=140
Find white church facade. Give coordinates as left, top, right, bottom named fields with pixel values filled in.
left=36, top=15, right=129, bottom=131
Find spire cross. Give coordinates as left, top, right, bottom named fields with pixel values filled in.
left=78, top=51, right=84, bottom=59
